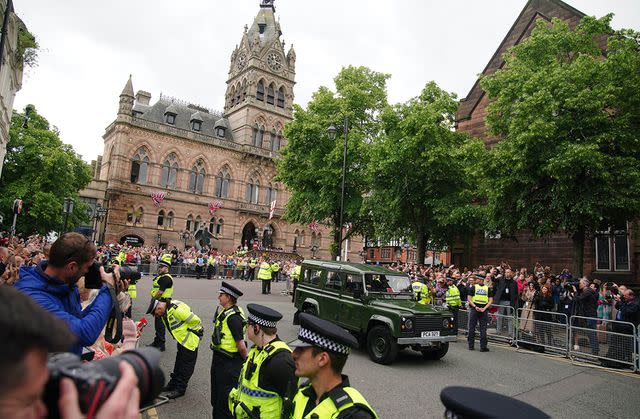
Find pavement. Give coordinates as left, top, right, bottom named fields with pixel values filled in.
left=131, top=276, right=640, bottom=419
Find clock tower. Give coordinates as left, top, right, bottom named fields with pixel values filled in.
left=224, top=0, right=296, bottom=149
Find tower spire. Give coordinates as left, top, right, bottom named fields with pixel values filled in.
left=260, top=0, right=275, bottom=11
left=118, top=74, right=134, bottom=116
left=121, top=74, right=134, bottom=97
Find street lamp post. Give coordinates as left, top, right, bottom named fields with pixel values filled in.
left=327, top=117, right=348, bottom=261
left=181, top=231, right=191, bottom=251
left=95, top=206, right=107, bottom=243
left=62, top=197, right=74, bottom=233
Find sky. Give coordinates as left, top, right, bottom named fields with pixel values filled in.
left=13, top=0, right=640, bottom=162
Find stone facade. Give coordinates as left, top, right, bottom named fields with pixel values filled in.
left=82, top=1, right=362, bottom=260
left=0, top=1, right=27, bottom=176
left=454, top=0, right=638, bottom=284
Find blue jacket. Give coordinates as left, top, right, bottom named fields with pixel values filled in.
left=15, top=264, right=114, bottom=355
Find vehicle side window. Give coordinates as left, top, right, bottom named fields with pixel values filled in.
left=365, top=274, right=390, bottom=292
left=304, top=268, right=323, bottom=286
left=325, top=271, right=343, bottom=291
left=344, top=274, right=364, bottom=294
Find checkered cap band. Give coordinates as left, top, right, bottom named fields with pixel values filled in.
left=248, top=312, right=277, bottom=328
left=220, top=286, right=240, bottom=299
left=298, top=327, right=350, bottom=355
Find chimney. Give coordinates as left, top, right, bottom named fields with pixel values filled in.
left=95, top=155, right=103, bottom=178
left=135, top=90, right=152, bottom=105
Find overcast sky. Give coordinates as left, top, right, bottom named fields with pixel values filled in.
left=13, top=0, right=640, bottom=162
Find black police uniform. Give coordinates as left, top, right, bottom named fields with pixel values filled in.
left=440, top=386, right=550, bottom=418
left=467, top=281, right=494, bottom=351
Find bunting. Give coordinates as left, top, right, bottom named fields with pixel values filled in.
left=150, top=192, right=166, bottom=207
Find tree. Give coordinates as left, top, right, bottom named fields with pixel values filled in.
left=0, top=106, right=92, bottom=235
left=481, top=15, right=640, bottom=276
left=367, top=82, right=487, bottom=263
left=277, top=66, right=390, bottom=258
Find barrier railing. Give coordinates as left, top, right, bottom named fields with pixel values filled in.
left=460, top=304, right=516, bottom=344
left=516, top=308, right=569, bottom=355
left=569, top=316, right=637, bottom=372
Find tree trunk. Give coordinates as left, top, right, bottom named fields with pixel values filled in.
left=571, top=229, right=585, bottom=278
left=416, top=226, right=426, bottom=264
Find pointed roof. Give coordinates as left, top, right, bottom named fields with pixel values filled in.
left=246, top=2, right=281, bottom=54
left=456, top=0, right=585, bottom=123
left=120, top=75, right=134, bottom=97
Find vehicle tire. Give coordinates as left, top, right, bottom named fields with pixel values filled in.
left=421, top=342, right=449, bottom=360
left=366, top=325, right=398, bottom=365
left=302, top=305, right=317, bottom=316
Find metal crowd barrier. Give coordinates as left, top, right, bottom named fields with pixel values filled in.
left=516, top=308, right=569, bottom=355
left=458, top=304, right=516, bottom=344
left=569, top=316, right=637, bottom=372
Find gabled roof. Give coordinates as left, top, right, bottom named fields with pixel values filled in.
left=456, top=0, right=585, bottom=122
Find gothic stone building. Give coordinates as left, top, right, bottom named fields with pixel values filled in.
left=454, top=0, right=638, bottom=284
left=83, top=1, right=350, bottom=260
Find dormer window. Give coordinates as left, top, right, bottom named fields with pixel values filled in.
left=132, top=110, right=143, bottom=118
left=192, top=120, right=202, bottom=132
left=216, top=127, right=226, bottom=138
left=165, top=113, right=176, bottom=125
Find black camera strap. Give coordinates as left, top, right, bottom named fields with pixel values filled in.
left=104, top=286, right=123, bottom=344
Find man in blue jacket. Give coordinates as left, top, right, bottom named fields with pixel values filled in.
left=15, top=233, right=119, bottom=355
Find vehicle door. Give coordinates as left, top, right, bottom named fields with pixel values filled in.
left=322, top=269, right=344, bottom=323
left=298, top=267, right=325, bottom=314
left=339, top=274, right=365, bottom=331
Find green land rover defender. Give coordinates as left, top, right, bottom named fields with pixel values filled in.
left=293, top=260, right=456, bottom=364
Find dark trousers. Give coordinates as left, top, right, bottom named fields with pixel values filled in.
left=468, top=308, right=488, bottom=349
left=196, top=265, right=203, bottom=279
left=449, top=306, right=459, bottom=335
left=211, top=352, right=243, bottom=419
left=261, top=279, right=271, bottom=294
left=292, top=282, right=298, bottom=303
left=167, top=344, right=198, bottom=393
left=248, top=268, right=255, bottom=281
left=207, top=265, right=214, bottom=279
left=154, top=314, right=166, bottom=345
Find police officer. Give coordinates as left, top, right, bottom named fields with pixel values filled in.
left=290, top=263, right=301, bottom=303
left=289, top=314, right=378, bottom=418
left=207, top=253, right=216, bottom=280
left=147, top=253, right=174, bottom=351
left=411, top=277, right=431, bottom=305
left=467, top=275, right=493, bottom=352
left=211, top=281, right=248, bottom=418
left=248, top=257, right=258, bottom=281
left=153, top=299, right=203, bottom=399
left=444, top=276, right=462, bottom=334
left=258, top=258, right=273, bottom=294
left=270, top=260, right=280, bottom=282
left=229, top=304, right=296, bottom=418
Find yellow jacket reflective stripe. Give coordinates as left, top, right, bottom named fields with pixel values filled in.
left=472, top=284, right=489, bottom=305
left=291, top=384, right=378, bottom=419
left=150, top=274, right=173, bottom=299
left=162, top=300, right=202, bottom=351
left=127, top=283, right=137, bottom=299
left=211, top=305, right=246, bottom=354
left=257, top=262, right=272, bottom=280
left=445, top=285, right=461, bottom=306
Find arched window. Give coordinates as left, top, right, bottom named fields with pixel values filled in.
left=134, top=207, right=144, bottom=226
left=216, top=219, right=224, bottom=235
left=166, top=211, right=174, bottom=229
left=189, top=159, right=206, bottom=194
left=215, top=169, right=230, bottom=198
left=300, top=230, right=306, bottom=246
left=252, top=127, right=264, bottom=148
left=270, top=133, right=281, bottom=151
left=160, top=153, right=178, bottom=188
left=235, top=83, right=242, bottom=105
left=266, top=83, right=275, bottom=105
left=157, top=210, right=165, bottom=227
left=229, top=86, right=236, bottom=107
left=209, top=217, right=216, bottom=234
left=126, top=207, right=134, bottom=224
left=186, top=214, right=193, bottom=232
left=245, top=177, right=260, bottom=204
left=130, top=147, right=149, bottom=184
left=265, top=183, right=277, bottom=205
left=277, top=87, right=285, bottom=108
left=256, top=81, right=265, bottom=101
left=195, top=215, right=202, bottom=232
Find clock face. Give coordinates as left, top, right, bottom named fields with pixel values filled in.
left=236, top=52, right=247, bottom=70
left=266, top=52, right=283, bottom=72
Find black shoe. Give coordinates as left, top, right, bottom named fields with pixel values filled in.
left=160, top=390, right=185, bottom=399
left=162, top=384, right=175, bottom=392
left=148, top=342, right=166, bottom=352
left=480, top=348, right=490, bottom=352
left=468, top=347, right=474, bottom=351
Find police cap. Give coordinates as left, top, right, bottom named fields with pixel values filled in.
left=289, top=313, right=357, bottom=355
left=219, top=281, right=243, bottom=299
left=247, top=303, right=282, bottom=328
left=440, top=386, right=550, bottom=419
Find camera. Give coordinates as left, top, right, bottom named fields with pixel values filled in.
left=43, top=348, right=165, bottom=418
left=84, top=261, right=142, bottom=289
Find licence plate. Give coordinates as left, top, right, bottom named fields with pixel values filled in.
left=421, top=331, right=440, bottom=338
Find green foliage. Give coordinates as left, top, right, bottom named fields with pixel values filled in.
left=480, top=15, right=640, bottom=272
left=0, top=106, right=92, bottom=234
left=276, top=66, right=390, bottom=255
left=367, top=82, right=487, bottom=258
left=16, top=25, right=38, bottom=68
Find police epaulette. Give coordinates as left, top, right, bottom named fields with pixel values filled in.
left=329, top=387, right=353, bottom=409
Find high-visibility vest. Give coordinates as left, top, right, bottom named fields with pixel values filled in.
left=127, top=283, right=137, bottom=299
left=412, top=281, right=431, bottom=304
left=211, top=305, right=246, bottom=355
left=207, top=256, right=215, bottom=266
left=291, top=265, right=301, bottom=281
left=249, top=259, right=257, bottom=268
left=445, top=285, right=461, bottom=307
left=162, top=300, right=203, bottom=351
left=472, top=284, right=489, bottom=306
left=291, top=383, right=378, bottom=419
left=271, top=262, right=280, bottom=272
left=257, top=262, right=272, bottom=280
left=231, top=340, right=292, bottom=418
left=150, top=274, right=173, bottom=299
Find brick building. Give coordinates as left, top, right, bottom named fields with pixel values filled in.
left=81, top=0, right=362, bottom=260
left=454, top=0, right=638, bottom=283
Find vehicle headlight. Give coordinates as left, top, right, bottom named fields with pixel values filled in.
left=443, top=318, right=450, bottom=328
left=405, top=318, right=414, bottom=331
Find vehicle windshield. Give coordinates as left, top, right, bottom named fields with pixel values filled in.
left=364, top=273, right=412, bottom=294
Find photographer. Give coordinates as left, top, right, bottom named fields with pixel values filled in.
left=0, top=285, right=140, bottom=419
left=15, top=233, right=122, bottom=355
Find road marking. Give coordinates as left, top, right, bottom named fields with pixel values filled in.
left=144, top=407, right=158, bottom=419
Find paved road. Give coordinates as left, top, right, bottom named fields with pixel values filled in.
left=132, top=276, right=640, bottom=418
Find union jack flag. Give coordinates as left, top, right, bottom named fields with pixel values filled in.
left=208, top=200, right=223, bottom=215
left=150, top=192, right=166, bottom=207
left=269, top=200, right=277, bottom=220
left=309, top=220, right=319, bottom=232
